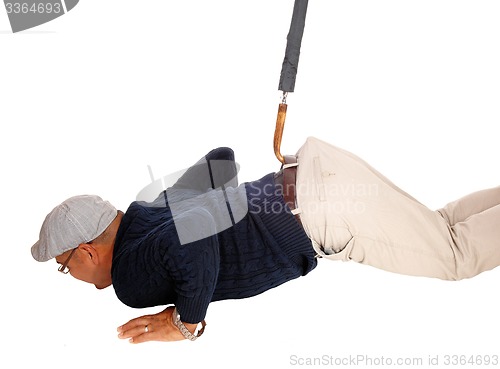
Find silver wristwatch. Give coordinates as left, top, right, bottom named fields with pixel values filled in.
left=172, top=307, right=206, bottom=341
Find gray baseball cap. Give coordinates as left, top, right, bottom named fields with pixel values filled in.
left=31, top=195, right=118, bottom=262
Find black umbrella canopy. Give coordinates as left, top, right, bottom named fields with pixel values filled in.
left=278, top=0, right=309, bottom=93
left=274, top=0, right=309, bottom=164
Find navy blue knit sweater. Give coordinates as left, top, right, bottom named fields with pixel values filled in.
left=111, top=148, right=317, bottom=323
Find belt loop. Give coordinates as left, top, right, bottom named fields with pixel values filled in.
left=282, top=162, right=298, bottom=169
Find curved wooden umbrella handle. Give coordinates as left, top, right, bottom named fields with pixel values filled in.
left=273, top=103, right=288, bottom=164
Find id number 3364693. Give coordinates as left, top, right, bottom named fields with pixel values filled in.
left=5, top=2, right=62, bottom=14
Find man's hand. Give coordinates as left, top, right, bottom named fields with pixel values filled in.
left=117, top=306, right=199, bottom=343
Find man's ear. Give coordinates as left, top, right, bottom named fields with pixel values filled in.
left=78, top=243, right=100, bottom=266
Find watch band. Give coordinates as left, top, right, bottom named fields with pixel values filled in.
left=172, top=307, right=206, bottom=341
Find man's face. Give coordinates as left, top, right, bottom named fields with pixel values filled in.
left=55, top=248, right=95, bottom=285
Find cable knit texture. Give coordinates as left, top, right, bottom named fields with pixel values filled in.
left=111, top=148, right=317, bottom=323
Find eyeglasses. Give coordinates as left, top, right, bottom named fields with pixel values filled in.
left=58, top=248, right=77, bottom=274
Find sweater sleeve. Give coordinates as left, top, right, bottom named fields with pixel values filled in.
left=165, top=207, right=220, bottom=323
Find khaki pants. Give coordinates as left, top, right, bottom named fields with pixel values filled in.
left=295, top=137, right=500, bottom=280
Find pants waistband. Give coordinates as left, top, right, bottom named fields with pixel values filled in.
left=274, top=155, right=301, bottom=224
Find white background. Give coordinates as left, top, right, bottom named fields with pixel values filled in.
left=1, top=1, right=499, bottom=368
